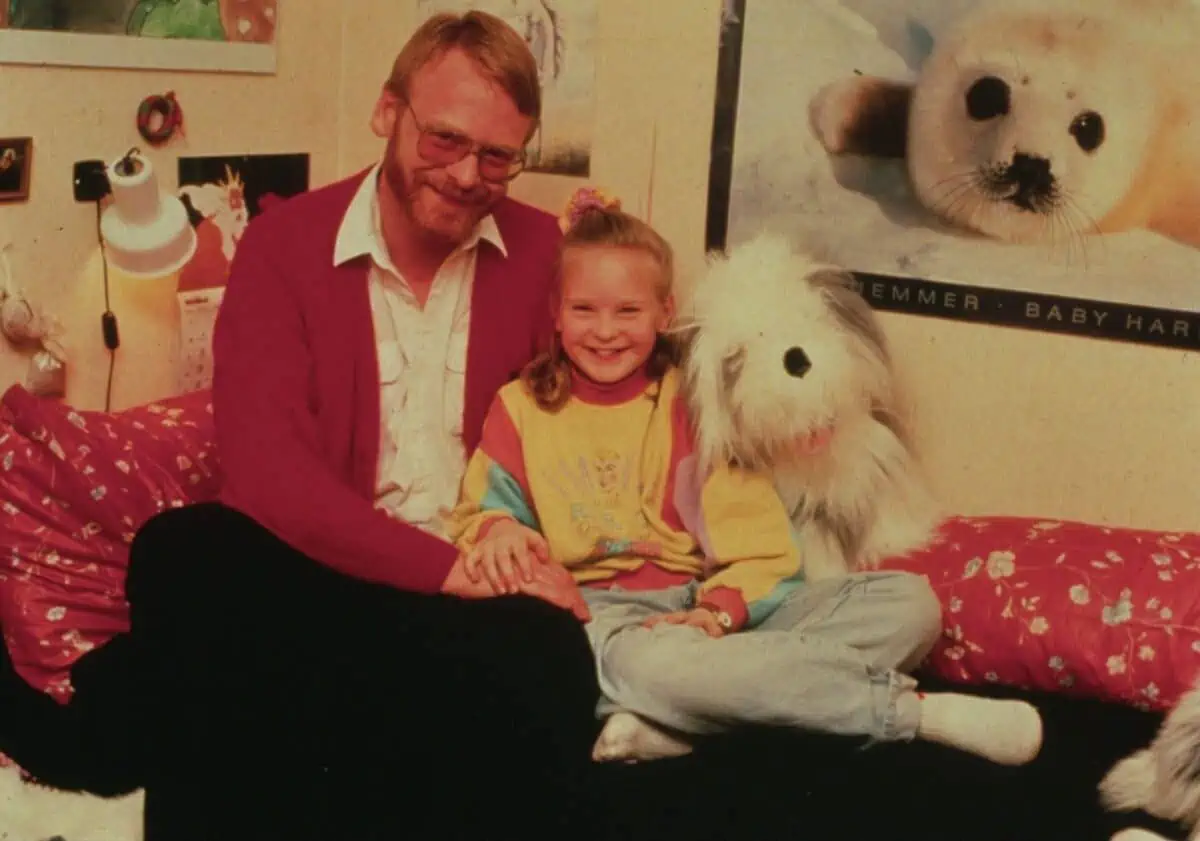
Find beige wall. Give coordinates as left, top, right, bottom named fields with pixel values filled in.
left=2, top=0, right=1196, bottom=531
left=0, top=1, right=344, bottom=407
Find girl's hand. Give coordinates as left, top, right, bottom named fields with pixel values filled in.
left=463, top=519, right=550, bottom=595
left=642, top=608, right=727, bottom=639
left=442, top=552, right=590, bottom=622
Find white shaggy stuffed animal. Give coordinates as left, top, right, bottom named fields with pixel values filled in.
left=678, top=233, right=941, bottom=581
left=1100, top=677, right=1200, bottom=841
left=0, top=764, right=143, bottom=840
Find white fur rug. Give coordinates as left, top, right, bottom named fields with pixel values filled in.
left=0, top=765, right=143, bottom=840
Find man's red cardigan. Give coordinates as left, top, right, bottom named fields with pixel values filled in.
left=211, top=168, right=561, bottom=592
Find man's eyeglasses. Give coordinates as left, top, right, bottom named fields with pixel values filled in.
left=407, top=105, right=527, bottom=183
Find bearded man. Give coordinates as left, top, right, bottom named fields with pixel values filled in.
left=0, top=11, right=602, bottom=841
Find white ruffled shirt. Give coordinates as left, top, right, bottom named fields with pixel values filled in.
left=333, top=163, right=506, bottom=538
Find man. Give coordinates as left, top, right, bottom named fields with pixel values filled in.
left=0, top=11, right=605, bottom=841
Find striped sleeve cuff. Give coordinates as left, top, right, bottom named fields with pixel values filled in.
left=697, top=586, right=749, bottom=633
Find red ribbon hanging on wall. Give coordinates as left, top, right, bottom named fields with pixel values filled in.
left=136, top=91, right=186, bottom=146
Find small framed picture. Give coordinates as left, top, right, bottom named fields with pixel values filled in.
left=0, top=137, right=33, bottom=202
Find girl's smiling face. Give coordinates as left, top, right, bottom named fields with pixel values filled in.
left=556, top=245, right=673, bottom=384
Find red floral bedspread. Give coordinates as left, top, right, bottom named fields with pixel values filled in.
left=0, top=387, right=218, bottom=701
left=885, top=516, right=1200, bottom=712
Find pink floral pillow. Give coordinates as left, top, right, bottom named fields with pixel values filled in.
left=885, top=516, right=1200, bottom=712
left=0, top=386, right=218, bottom=700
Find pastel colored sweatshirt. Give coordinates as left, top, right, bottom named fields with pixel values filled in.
left=445, top=365, right=804, bottom=631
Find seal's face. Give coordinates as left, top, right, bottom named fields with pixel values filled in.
left=907, top=11, right=1156, bottom=244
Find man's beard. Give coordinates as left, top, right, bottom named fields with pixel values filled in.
left=382, top=137, right=492, bottom=246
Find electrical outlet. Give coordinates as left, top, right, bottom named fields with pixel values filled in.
left=73, top=160, right=110, bottom=203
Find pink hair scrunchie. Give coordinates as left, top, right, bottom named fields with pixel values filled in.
left=558, top=186, right=621, bottom=233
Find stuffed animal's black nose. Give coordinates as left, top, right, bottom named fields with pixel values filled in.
left=783, top=346, right=811, bottom=378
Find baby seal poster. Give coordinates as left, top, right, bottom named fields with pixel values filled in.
left=707, top=0, right=1200, bottom=351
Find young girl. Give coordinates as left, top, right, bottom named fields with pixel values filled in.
left=446, top=188, right=1044, bottom=767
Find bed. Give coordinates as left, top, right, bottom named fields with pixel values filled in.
left=0, top=382, right=1193, bottom=841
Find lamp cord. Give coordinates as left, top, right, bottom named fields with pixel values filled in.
left=93, top=200, right=118, bottom=413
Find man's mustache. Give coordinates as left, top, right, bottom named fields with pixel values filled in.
left=416, top=173, right=488, bottom=204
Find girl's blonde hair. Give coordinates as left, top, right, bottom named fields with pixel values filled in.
left=522, top=198, right=678, bottom=412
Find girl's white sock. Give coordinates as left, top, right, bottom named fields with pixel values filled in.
left=591, top=711, right=693, bottom=764
left=916, top=692, right=1044, bottom=765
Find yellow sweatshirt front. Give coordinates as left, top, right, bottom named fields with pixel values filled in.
left=445, top=365, right=804, bottom=631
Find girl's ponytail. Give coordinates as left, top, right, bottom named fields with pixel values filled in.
left=520, top=333, right=573, bottom=412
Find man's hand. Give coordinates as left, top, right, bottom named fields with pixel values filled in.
left=463, top=519, right=549, bottom=595
left=523, top=562, right=591, bottom=623
left=441, top=549, right=591, bottom=623
left=642, top=608, right=727, bottom=639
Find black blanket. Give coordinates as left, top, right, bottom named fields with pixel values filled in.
left=595, top=677, right=1181, bottom=841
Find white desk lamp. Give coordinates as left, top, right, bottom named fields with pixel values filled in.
left=100, top=150, right=197, bottom=278
left=65, top=149, right=199, bottom=411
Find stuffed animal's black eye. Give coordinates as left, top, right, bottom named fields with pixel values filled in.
left=783, top=347, right=811, bottom=378
left=965, top=76, right=1010, bottom=121
left=1069, top=111, right=1104, bottom=152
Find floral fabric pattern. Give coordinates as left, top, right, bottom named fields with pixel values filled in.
left=884, top=516, right=1200, bottom=712
left=0, top=386, right=219, bottom=705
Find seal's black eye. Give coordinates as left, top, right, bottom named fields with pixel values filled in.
left=1069, top=111, right=1104, bottom=153
left=965, top=76, right=1010, bottom=121
left=783, top=347, right=811, bottom=378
